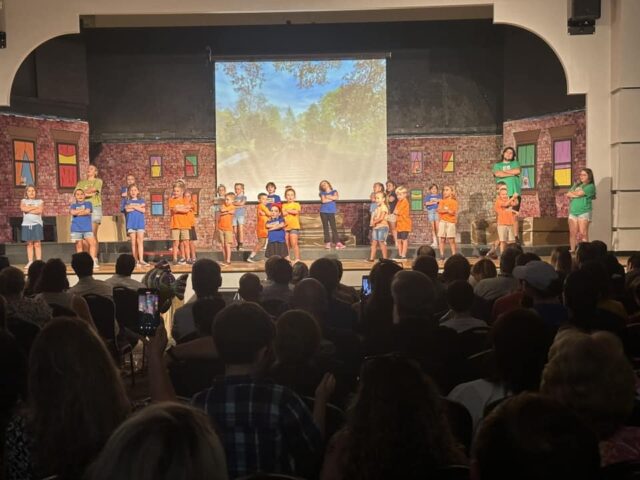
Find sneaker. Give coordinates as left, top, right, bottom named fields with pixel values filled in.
left=178, top=258, right=187, bottom=265
left=366, top=258, right=376, bottom=263
left=139, top=260, right=150, bottom=267
left=186, top=259, right=195, bottom=265
left=325, top=243, right=332, bottom=249
left=335, top=243, right=346, bottom=250
left=24, top=261, right=32, bottom=271
left=431, top=242, right=439, bottom=248
left=93, top=258, right=100, bottom=269
left=172, top=260, right=181, bottom=266
left=246, top=256, right=256, bottom=263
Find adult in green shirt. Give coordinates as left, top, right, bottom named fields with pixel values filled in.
left=492, top=147, right=522, bottom=241
left=566, top=168, right=596, bottom=253
left=76, top=164, right=103, bottom=267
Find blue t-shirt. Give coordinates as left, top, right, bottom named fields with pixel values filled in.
left=266, top=218, right=286, bottom=243
left=424, top=193, right=442, bottom=211
left=119, top=186, right=128, bottom=213
left=125, top=198, right=146, bottom=230
left=70, top=201, right=92, bottom=233
left=319, top=190, right=337, bottom=214
left=234, top=194, right=247, bottom=217
left=266, top=194, right=281, bottom=209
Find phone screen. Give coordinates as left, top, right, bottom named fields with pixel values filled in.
left=137, top=289, right=161, bottom=337
left=361, top=275, right=372, bottom=297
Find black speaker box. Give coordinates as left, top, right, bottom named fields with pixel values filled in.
left=570, top=0, right=601, bottom=21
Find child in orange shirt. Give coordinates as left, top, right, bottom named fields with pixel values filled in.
left=437, top=185, right=458, bottom=260
left=394, top=186, right=412, bottom=260
left=247, top=193, right=271, bottom=263
left=494, top=185, right=518, bottom=254
left=218, top=192, right=236, bottom=265
left=183, top=189, right=197, bottom=264
left=168, top=183, right=191, bottom=265
left=282, top=187, right=302, bottom=263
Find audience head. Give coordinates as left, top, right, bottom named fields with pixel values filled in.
left=412, top=255, right=439, bottom=282
left=446, top=280, right=474, bottom=313
left=0, top=266, right=26, bottom=298
left=115, top=254, right=136, bottom=276
left=291, top=262, right=309, bottom=284
left=71, top=252, right=94, bottom=278
left=28, top=317, right=130, bottom=478
left=499, top=247, right=520, bottom=275
left=442, top=254, right=471, bottom=284
left=602, top=253, right=626, bottom=297
left=415, top=245, right=436, bottom=258
left=331, top=258, right=346, bottom=281
left=550, top=247, right=573, bottom=275
left=490, top=309, right=549, bottom=393
left=513, top=261, right=562, bottom=299
left=270, top=257, right=293, bottom=285
left=291, top=278, right=328, bottom=323
left=471, top=258, right=497, bottom=284
left=590, top=240, right=608, bottom=259
left=474, top=393, right=601, bottom=480
left=275, top=309, right=321, bottom=364
left=35, top=258, right=70, bottom=293
left=627, top=253, right=640, bottom=272
left=264, top=256, right=280, bottom=281
left=192, top=259, right=222, bottom=298
left=343, top=354, right=464, bottom=478
left=579, top=260, right=611, bottom=300
left=515, top=252, right=542, bottom=267
left=212, top=303, right=274, bottom=366
left=309, top=257, right=340, bottom=296
left=576, top=242, right=598, bottom=267
left=0, top=256, right=10, bottom=272
left=0, top=295, right=6, bottom=330
left=563, top=270, right=599, bottom=328
left=369, top=259, right=403, bottom=300
left=0, top=330, right=27, bottom=414
left=391, top=270, right=435, bottom=321
left=238, top=273, right=262, bottom=303
left=87, top=402, right=228, bottom=480
left=541, top=329, right=636, bottom=438
left=193, top=298, right=226, bottom=337
left=25, top=260, right=46, bottom=294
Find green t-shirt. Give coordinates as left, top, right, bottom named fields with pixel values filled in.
left=492, top=160, right=521, bottom=196
left=75, top=178, right=103, bottom=207
left=569, top=182, right=595, bottom=216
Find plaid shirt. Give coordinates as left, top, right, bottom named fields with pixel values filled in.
left=192, top=375, right=322, bottom=478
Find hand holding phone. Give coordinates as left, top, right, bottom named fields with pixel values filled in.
left=137, top=288, right=161, bottom=337
left=361, top=275, right=372, bottom=298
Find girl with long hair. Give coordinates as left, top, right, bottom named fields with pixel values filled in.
left=566, top=168, right=596, bottom=253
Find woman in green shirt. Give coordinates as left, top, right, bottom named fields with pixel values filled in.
left=75, top=164, right=104, bottom=267
left=566, top=168, right=596, bottom=253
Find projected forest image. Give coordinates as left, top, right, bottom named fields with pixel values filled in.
left=215, top=59, right=387, bottom=200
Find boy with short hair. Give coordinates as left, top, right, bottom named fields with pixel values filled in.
left=70, top=188, right=99, bottom=268
left=495, top=185, right=518, bottom=254
left=233, top=183, right=247, bottom=251
left=395, top=186, right=412, bottom=260
left=168, top=183, right=191, bottom=265
left=247, top=193, right=271, bottom=263
left=218, top=192, right=236, bottom=265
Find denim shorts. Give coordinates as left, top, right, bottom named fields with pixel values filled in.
left=372, top=227, right=389, bottom=242
left=232, top=215, right=245, bottom=226
left=287, top=229, right=300, bottom=235
left=71, top=231, right=94, bottom=241
left=127, top=228, right=145, bottom=234
left=569, top=212, right=592, bottom=222
left=427, top=210, right=438, bottom=222
left=91, top=205, right=103, bottom=224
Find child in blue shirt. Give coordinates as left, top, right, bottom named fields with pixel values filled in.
left=266, top=182, right=281, bottom=209
left=423, top=184, right=442, bottom=248
left=124, top=184, right=148, bottom=267
left=265, top=204, right=288, bottom=258
left=70, top=188, right=99, bottom=267
left=233, top=182, right=247, bottom=251
left=119, top=174, right=137, bottom=213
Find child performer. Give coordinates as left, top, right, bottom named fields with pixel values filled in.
left=437, top=185, right=458, bottom=260
left=233, top=183, right=247, bottom=251
left=20, top=185, right=43, bottom=269
left=485, top=182, right=508, bottom=259
left=395, top=186, right=412, bottom=260
left=218, top=192, right=236, bottom=265
left=385, top=180, right=398, bottom=244
left=265, top=204, right=288, bottom=259
left=70, top=188, right=98, bottom=266
left=369, top=191, right=389, bottom=261
left=423, top=184, right=441, bottom=248
left=168, top=183, right=191, bottom=265
left=247, top=193, right=270, bottom=263
left=266, top=182, right=281, bottom=208
left=124, top=184, right=148, bottom=267
left=119, top=174, right=137, bottom=213
left=184, top=189, right=197, bottom=264
left=282, top=187, right=302, bottom=262
left=495, top=185, right=518, bottom=255
left=319, top=180, right=345, bottom=250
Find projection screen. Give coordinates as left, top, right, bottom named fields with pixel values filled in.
left=215, top=58, right=387, bottom=201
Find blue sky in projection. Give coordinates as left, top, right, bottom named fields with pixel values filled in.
left=215, top=61, right=356, bottom=115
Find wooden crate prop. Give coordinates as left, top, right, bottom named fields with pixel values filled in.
left=521, top=217, right=569, bottom=246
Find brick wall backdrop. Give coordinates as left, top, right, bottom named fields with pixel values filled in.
left=0, top=113, right=90, bottom=241
left=503, top=109, right=586, bottom=218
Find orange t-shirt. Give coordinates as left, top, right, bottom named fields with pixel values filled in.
left=438, top=198, right=458, bottom=223
left=256, top=204, right=270, bottom=238
left=495, top=198, right=515, bottom=226
left=169, top=197, right=191, bottom=229
left=395, top=198, right=412, bottom=232
left=218, top=204, right=235, bottom=231
left=185, top=199, right=196, bottom=228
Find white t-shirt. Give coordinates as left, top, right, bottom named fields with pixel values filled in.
left=448, top=379, right=510, bottom=434
left=22, top=199, right=43, bottom=226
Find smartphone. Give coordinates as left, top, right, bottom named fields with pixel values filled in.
left=137, top=288, right=161, bottom=337
left=361, top=275, right=372, bottom=298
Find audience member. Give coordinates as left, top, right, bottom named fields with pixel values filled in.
left=0, top=256, right=10, bottom=271
left=68, top=252, right=114, bottom=298
left=34, top=258, right=94, bottom=327
left=576, top=241, right=598, bottom=268
left=442, top=254, right=471, bottom=284
left=310, top=258, right=357, bottom=331
left=591, top=239, right=608, bottom=259
left=473, top=393, right=601, bottom=480
left=580, top=260, right=629, bottom=323
left=172, top=259, right=223, bottom=341
left=237, top=273, right=262, bottom=303
left=0, top=266, right=51, bottom=326
left=0, top=330, right=28, bottom=432
left=261, top=256, right=293, bottom=303
left=491, top=252, right=541, bottom=323
left=541, top=329, right=640, bottom=466
left=412, top=254, right=447, bottom=316
left=4, top=317, right=130, bottom=480
left=332, top=258, right=359, bottom=305
left=625, top=253, right=640, bottom=289
left=291, top=278, right=329, bottom=325
left=291, top=261, right=309, bottom=284
left=474, top=248, right=520, bottom=301
left=448, top=308, right=549, bottom=431
left=88, top=402, right=228, bottom=480
left=321, top=354, right=465, bottom=480
left=470, top=258, right=497, bottom=287
left=104, top=254, right=145, bottom=290
left=550, top=246, right=573, bottom=283
left=415, top=244, right=437, bottom=258
left=23, top=259, right=45, bottom=297
left=440, top=280, right=488, bottom=333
